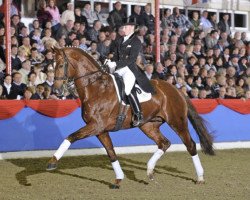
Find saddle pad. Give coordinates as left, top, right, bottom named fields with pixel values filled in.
left=110, top=74, right=152, bottom=103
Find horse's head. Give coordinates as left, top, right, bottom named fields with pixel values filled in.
left=52, top=46, right=101, bottom=89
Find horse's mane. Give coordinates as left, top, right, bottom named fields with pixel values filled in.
left=63, top=47, right=102, bottom=70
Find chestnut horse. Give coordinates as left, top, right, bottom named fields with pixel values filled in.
left=47, top=47, right=214, bottom=188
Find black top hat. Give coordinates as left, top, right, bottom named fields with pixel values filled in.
left=123, top=17, right=137, bottom=26
left=123, top=22, right=136, bottom=26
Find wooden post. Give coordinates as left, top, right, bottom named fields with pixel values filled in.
left=4, top=0, right=11, bottom=74
left=154, top=0, right=160, bottom=63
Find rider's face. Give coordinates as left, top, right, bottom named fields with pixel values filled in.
left=122, top=25, right=135, bottom=36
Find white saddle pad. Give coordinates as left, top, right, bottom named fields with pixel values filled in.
left=110, top=74, right=152, bottom=103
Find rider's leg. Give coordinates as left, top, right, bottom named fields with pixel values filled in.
left=115, top=66, right=143, bottom=126
left=127, top=91, right=143, bottom=126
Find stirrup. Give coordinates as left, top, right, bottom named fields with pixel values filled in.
left=132, top=112, right=143, bottom=127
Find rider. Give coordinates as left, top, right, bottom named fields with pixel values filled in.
left=107, top=21, right=155, bottom=126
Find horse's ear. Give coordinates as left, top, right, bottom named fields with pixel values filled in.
left=51, top=46, right=61, bottom=55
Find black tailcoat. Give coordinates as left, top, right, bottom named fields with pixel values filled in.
left=112, top=34, right=155, bottom=94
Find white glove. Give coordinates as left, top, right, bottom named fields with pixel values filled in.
left=107, top=60, right=117, bottom=74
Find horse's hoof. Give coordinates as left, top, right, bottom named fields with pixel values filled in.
left=147, top=169, right=154, bottom=181
left=46, top=156, right=58, bottom=171
left=196, top=176, right=205, bottom=184
left=110, top=184, right=120, bottom=189
left=196, top=180, right=205, bottom=184
left=110, top=179, right=122, bottom=189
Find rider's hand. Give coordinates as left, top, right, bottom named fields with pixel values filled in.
left=106, top=60, right=116, bottom=73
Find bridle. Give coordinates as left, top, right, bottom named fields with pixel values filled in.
left=54, top=50, right=103, bottom=87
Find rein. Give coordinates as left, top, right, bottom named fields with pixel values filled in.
left=54, top=49, right=103, bottom=87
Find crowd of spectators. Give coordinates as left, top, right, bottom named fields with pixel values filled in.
left=0, top=0, right=249, bottom=100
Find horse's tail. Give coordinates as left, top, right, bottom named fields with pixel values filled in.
left=185, top=97, right=215, bottom=155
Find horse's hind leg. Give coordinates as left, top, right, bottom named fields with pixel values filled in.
left=168, top=118, right=205, bottom=184
left=97, top=132, right=124, bottom=189
left=47, top=123, right=97, bottom=170
left=140, top=121, right=171, bottom=180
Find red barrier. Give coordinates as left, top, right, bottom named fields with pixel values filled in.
left=0, top=99, right=249, bottom=119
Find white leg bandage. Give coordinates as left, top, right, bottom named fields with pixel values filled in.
left=147, top=149, right=164, bottom=170
left=54, top=139, right=71, bottom=160
left=192, top=154, right=204, bottom=177
left=112, top=160, right=124, bottom=180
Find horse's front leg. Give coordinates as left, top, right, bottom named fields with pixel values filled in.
left=46, top=123, right=97, bottom=171
left=97, top=132, right=124, bottom=189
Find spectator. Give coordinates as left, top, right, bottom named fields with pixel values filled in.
left=33, top=84, right=45, bottom=99
left=61, top=2, right=75, bottom=26
left=37, top=0, right=53, bottom=29
left=79, top=36, right=88, bottom=50
left=34, top=63, right=47, bottom=85
left=235, top=77, right=245, bottom=97
left=200, top=10, right=212, bottom=34
left=87, top=41, right=100, bottom=60
left=129, top=5, right=144, bottom=27
left=12, top=72, right=27, bottom=99
left=0, top=84, right=4, bottom=99
left=190, top=11, right=201, bottom=34
left=190, top=87, right=199, bottom=98
left=42, top=28, right=57, bottom=48
left=29, top=19, right=41, bottom=37
left=163, top=74, right=173, bottom=85
left=18, top=26, right=29, bottom=45
left=11, top=14, right=24, bottom=35
left=152, top=62, right=165, bottom=80
left=97, top=32, right=111, bottom=61
left=169, top=7, right=192, bottom=34
left=31, top=28, right=44, bottom=52
left=218, top=13, right=231, bottom=35
left=241, top=32, right=248, bottom=45
left=74, top=7, right=88, bottom=27
left=144, top=63, right=154, bottom=80
left=199, top=88, right=207, bottom=99
left=22, top=87, right=36, bottom=100
left=56, top=19, right=74, bottom=40
left=82, top=3, right=96, bottom=27
left=65, top=31, right=77, bottom=46
left=30, top=47, right=44, bottom=65
left=20, top=36, right=31, bottom=57
left=219, top=31, right=230, bottom=48
left=18, top=59, right=31, bottom=84
left=86, top=20, right=102, bottom=42
left=217, top=86, right=227, bottom=98
left=244, top=90, right=250, bottom=99
left=2, top=74, right=14, bottom=99
left=46, top=0, right=61, bottom=33
left=205, top=56, right=216, bottom=72
left=42, top=70, right=54, bottom=89
left=27, top=71, right=37, bottom=91
left=93, top=3, right=107, bottom=26
left=11, top=45, right=22, bottom=71
left=42, top=50, right=54, bottom=73
left=205, top=30, right=219, bottom=49
left=107, top=1, right=126, bottom=30
left=161, top=8, right=172, bottom=30
left=209, top=13, right=218, bottom=30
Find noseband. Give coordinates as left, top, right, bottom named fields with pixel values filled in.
left=54, top=50, right=103, bottom=87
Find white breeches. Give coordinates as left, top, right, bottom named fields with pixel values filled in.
left=115, top=66, right=136, bottom=95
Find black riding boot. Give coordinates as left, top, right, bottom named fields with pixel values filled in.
left=127, top=93, right=143, bottom=126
